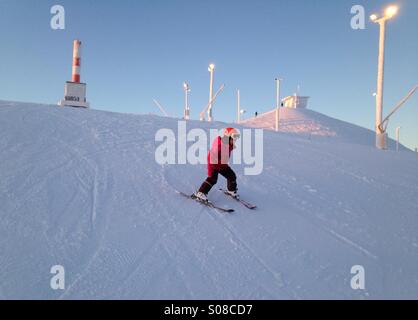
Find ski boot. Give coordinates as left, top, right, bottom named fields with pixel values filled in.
left=193, top=191, right=209, bottom=203
left=225, top=189, right=240, bottom=200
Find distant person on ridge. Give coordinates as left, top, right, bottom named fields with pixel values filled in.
left=194, top=128, right=241, bottom=203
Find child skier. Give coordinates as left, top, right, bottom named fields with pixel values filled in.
left=194, top=128, right=241, bottom=202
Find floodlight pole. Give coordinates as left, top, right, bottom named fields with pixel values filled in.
left=396, top=126, right=401, bottom=152
left=375, top=18, right=388, bottom=149
left=371, top=5, right=399, bottom=149
left=208, top=64, right=215, bottom=122
left=237, top=89, right=241, bottom=124
left=183, top=82, right=190, bottom=120
left=275, top=78, right=282, bottom=132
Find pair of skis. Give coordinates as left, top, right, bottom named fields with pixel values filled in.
left=178, top=189, right=257, bottom=213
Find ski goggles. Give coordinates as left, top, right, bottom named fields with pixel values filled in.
left=231, top=132, right=241, bottom=141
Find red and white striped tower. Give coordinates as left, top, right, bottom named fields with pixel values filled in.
left=58, top=39, right=89, bottom=108
left=71, top=40, right=82, bottom=83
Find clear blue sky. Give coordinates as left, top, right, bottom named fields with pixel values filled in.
left=1, top=0, right=417, bottom=149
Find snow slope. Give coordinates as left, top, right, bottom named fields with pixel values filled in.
left=241, top=107, right=403, bottom=149
left=1, top=100, right=418, bottom=299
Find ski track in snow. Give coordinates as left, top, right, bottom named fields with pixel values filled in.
left=58, top=167, right=114, bottom=299
left=90, top=166, right=99, bottom=228
left=326, top=229, right=378, bottom=260
left=275, top=178, right=379, bottom=260
left=206, top=208, right=294, bottom=298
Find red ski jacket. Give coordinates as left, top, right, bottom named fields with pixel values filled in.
left=207, top=136, right=235, bottom=176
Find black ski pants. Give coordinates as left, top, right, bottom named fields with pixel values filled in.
left=199, top=166, right=237, bottom=195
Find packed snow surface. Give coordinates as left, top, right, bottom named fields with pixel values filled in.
left=1, top=100, right=417, bottom=299
left=242, top=107, right=399, bottom=148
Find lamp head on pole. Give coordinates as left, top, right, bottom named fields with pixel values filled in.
left=370, top=4, right=398, bottom=22
left=385, top=5, right=398, bottom=18
left=208, top=64, right=215, bottom=72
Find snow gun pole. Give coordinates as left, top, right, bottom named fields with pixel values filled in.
left=152, top=99, right=170, bottom=117
left=199, top=84, right=225, bottom=121
left=378, top=85, right=418, bottom=133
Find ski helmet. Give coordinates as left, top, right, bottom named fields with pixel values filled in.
left=223, top=127, right=241, bottom=140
